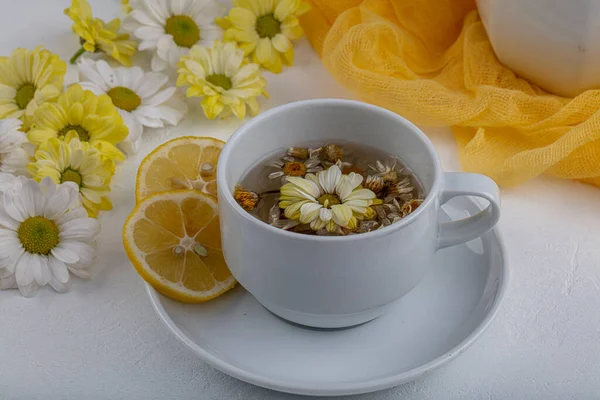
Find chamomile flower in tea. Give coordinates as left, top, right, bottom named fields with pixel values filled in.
left=234, top=141, right=426, bottom=236
left=279, top=165, right=377, bottom=233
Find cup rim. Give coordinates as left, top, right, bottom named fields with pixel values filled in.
left=217, top=99, right=443, bottom=242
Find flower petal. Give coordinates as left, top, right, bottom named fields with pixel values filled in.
left=131, top=9, right=161, bottom=27
left=0, top=234, right=21, bottom=263
left=304, top=173, right=319, bottom=186
left=274, top=0, right=298, bottom=20
left=4, top=181, right=37, bottom=221
left=318, top=165, right=341, bottom=194
left=136, top=72, right=168, bottom=98
left=0, top=208, right=19, bottom=230
left=256, top=38, right=274, bottom=65
left=345, top=188, right=377, bottom=202
left=272, top=33, right=291, bottom=52
left=299, top=202, right=321, bottom=223
left=285, top=176, right=320, bottom=198
left=48, top=255, right=70, bottom=284
left=135, top=26, right=164, bottom=41
left=48, top=273, right=70, bottom=293
left=347, top=172, right=363, bottom=189
left=31, top=254, right=50, bottom=286
left=78, top=59, right=110, bottom=91
left=51, top=243, right=80, bottom=264
left=331, top=204, right=352, bottom=226
left=43, top=182, right=76, bottom=220
left=15, top=251, right=34, bottom=286
left=228, top=7, right=257, bottom=30
left=18, top=280, right=40, bottom=297
left=283, top=199, right=310, bottom=220
left=310, top=218, right=325, bottom=231
left=151, top=53, right=169, bottom=72
left=143, top=87, right=175, bottom=106
left=335, top=176, right=353, bottom=201
left=96, top=60, right=118, bottom=87
left=67, top=263, right=91, bottom=278
left=59, top=218, right=100, bottom=242
left=147, top=102, right=186, bottom=126
left=319, top=208, right=332, bottom=222
left=56, top=206, right=88, bottom=225
left=0, top=172, right=18, bottom=193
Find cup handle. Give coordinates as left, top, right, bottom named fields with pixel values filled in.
left=437, top=172, right=501, bottom=250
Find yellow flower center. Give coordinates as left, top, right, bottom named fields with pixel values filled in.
left=318, top=193, right=341, bottom=208
left=107, top=86, right=141, bottom=112
left=165, top=15, right=200, bottom=48
left=234, top=186, right=259, bottom=211
left=18, top=216, right=60, bottom=255
left=59, top=124, right=90, bottom=142
left=61, top=168, right=83, bottom=187
left=206, top=74, right=233, bottom=90
left=15, top=83, right=36, bottom=110
left=282, top=161, right=307, bottom=177
left=256, top=13, right=281, bottom=38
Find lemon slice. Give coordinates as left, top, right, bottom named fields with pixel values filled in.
left=136, top=136, right=224, bottom=201
left=123, top=190, right=236, bottom=303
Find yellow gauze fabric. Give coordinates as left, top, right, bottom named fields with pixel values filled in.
left=300, top=0, right=600, bottom=187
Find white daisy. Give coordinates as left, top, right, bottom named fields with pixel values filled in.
left=125, top=0, right=226, bottom=72
left=78, top=59, right=187, bottom=155
left=0, top=177, right=100, bottom=296
left=278, top=165, right=378, bottom=233
left=0, top=119, right=29, bottom=175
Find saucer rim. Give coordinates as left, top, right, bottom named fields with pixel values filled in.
left=145, top=207, right=509, bottom=396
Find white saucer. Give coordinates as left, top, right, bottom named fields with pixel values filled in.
left=146, top=197, right=508, bottom=396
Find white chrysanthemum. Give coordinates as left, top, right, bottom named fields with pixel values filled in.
left=279, top=165, right=378, bottom=233
left=78, top=59, right=187, bottom=155
left=0, top=119, right=28, bottom=175
left=124, top=0, right=225, bottom=72
left=0, top=177, right=100, bottom=296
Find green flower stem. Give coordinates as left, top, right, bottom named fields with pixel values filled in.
left=69, top=47, right=86, bottom=64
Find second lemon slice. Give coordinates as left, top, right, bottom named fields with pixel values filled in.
left=123, top=190, right=236, bottom=303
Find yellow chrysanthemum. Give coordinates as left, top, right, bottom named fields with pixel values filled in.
left=65, top=0, right=137, bottom=66
left=0, top=47, right=65, bottom=123
left=216, top=0, right=310, bottom=73
left=177, top=40, right=268, bottom=120
left=28, top=84, right=128, bottom=162
left=28, top=136, right=115, bottom=218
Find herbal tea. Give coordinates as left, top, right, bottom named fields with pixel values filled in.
left=233, top=142, right=426, bottom=236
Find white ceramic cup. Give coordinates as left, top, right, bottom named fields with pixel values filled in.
left=217, top=99, right=500, bottom=328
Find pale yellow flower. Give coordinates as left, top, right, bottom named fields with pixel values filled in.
left=216, top=0, right=310, bottom=73
left=0, top=47, right=65, bottom=122
left=177, top=40, right=268, bottom=119
left=279, top=165, right=377, bottom=233
left=65, top=0, right=137, bottom=66
left=28, top=136, right=115, bottom=218
left=28, top=84, right=128, bottom=162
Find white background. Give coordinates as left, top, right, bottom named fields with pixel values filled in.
left=1, top=1, right=600, bottom=399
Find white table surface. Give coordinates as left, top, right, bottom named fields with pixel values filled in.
left=2, top=1, right=600, bottom=399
